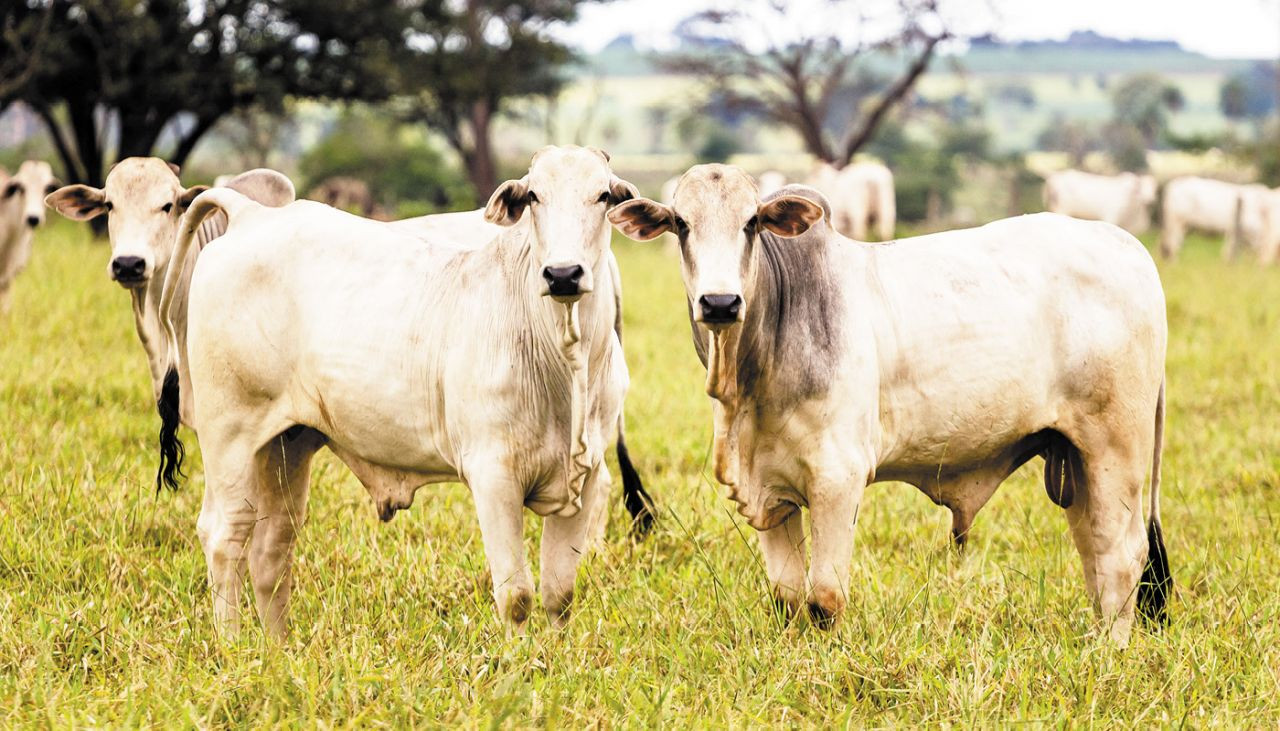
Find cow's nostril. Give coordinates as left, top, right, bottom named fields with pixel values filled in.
left=542, top=265, right=585, bottom=296
left=698, top=294, right=743, bottom=324
left=110, top=256, right=147, bottom=282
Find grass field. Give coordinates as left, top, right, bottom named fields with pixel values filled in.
left=2, top=219, right=1279, bottom=725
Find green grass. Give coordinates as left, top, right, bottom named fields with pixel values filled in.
left=1, top=218, right=1278, bottom=725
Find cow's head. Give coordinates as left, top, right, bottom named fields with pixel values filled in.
left=608, top=164, right=824, bottom=330
left=3, top=160, right=59, bottom=229
left=484, top=145, right=636, bottom=302
left=46, top=157, right=206, bottom=289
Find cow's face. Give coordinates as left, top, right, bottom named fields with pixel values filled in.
left=484, top=146, right=636, bottom=302
left=608, top=164, right=824, bottom=330
left=46, top=157, right=206, bottom=289
left=3, top=160, right=59, bottom=229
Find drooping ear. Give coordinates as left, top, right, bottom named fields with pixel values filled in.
left=45, top=184, right=108, bottom=221
left=608, top=175, right=639, bottom=206
left=608, top=198, right=674, bottom=241
left=179, top=185, right=209, bottom=210
left=484, top=178, right=530, bottom=226
left=758, top=195, right=825, bottom=238
left=167, top=162, right=182, bottom=177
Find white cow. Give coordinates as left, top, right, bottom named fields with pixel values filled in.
left=0, top=160, right=58, bottom=313
left=1242, top=186, right=1280, bottom=265
left=809, top=161, right=895, bottom=240
left=757, top=171, right=787, bottom=198
left=609, top=166, right=1170, bottom=645
left=1161, top=176, right=1276, bottom=260
left=156, top=146, right=642, bottom=638
left=46, top=158, right=296, bottom=430
left=1044, top=169, right=1157, bottom=234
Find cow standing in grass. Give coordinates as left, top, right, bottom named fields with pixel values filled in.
left=157, top=146, right=646, bottom=638
left=45, top=159, right=296, bottom=428
left=1043, top=169, right=1157, bottom=235
left=0, top=160, right=58, bottom=313
left=609, top=166, right=1170, bottom=645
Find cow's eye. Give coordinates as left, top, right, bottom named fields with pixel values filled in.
left=673, top=215, right=688, bottom=232
left=527, top=191, right=539, bottom=205
left=44, top=184, right=59, bottom=195
left=596, top=192, right=610, bottom=204
left=161, top=202, right=173, bottom=214
left=104, top=201, right=113, bottom=212
left=745, top=215, right=758, bottom=233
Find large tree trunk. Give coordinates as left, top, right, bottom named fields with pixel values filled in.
left=463, top=100, right=497, bottom=202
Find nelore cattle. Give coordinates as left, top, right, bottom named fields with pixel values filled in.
left=155, top=146, right=649, bottom=638
left=1162, top=175, right=1280, bottom=263
left=610, top=165, right=1169, bottom=645
left=46, top=158, right=296, bottom=428
left=808, top=161, right=896, bottom=241
left=0, top=160, right=58, bottom=313
left=1044, top=169, right=1157, bottom=235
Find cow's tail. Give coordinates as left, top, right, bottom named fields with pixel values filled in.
left=1137, top=379, right=1171, bottom=626
left=616, top=418, right=654, bottom=536
left=608, top=254, right=654, bottom=537
left=155, top=188, right=260, bottom=492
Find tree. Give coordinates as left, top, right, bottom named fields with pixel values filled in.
left=0, top=0, right=405, bottom=197
left=662, top=0, right=952, bottom=166
left=396, top=0, right=590, bottom=200
left=1110, top=73, right=1184, bottom=147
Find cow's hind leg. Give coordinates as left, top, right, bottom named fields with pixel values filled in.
left=758, top=508, right=806, bottom=618
left=248, top=428, right=324, bottom=640
left=540, top=461, right=608, bottom=626
left=195, top=427, right=262, bottom=638
left=1063, top=441, right=1149, bottom=646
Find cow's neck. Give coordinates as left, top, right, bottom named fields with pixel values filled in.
left=502, top=225, right=614, bottom=513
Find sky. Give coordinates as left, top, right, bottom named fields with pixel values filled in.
left=558, top=0, right=1280, bottom=59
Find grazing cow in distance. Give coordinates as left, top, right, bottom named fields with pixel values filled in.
left=809, top=160, right=895, bottom=240
left=609, top=166, right=1170, bottom=645
left=308, top=175, right=376, bottom=217
left=156, top=146, right=647, bottom=638
left=1161, top=176, right=1277, bottom=261
left=1044, top=169, right=1157, bottom=234
left=0, top=160, right=58, bottom=313
left=46, top=159, right=296, bottom=426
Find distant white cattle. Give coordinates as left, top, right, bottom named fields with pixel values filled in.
left=1161, top=176, right=1277, bottom=261
left=46, top=159, right=296, bottom=428
left=0, top=160, right=58, bottom=313
left=610, top=166, right=1170, bottom=646
left=156, top=146, right=645, bottom=638
left=1043, top=169, right=1157, bottom=234
left=757, top=171, right=787, bottom=198
left=809, top=161, right=895, bottom=240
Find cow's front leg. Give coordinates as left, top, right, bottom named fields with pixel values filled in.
left=540, top=461, right=608, bottom=627
left=469, top=467, right=535, bottom=633
left=805, top=475, right=865, bottom=629
left=758, top=508, right=806, bottom=619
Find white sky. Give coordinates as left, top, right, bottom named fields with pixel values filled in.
left=559, top=0, right=1280, bottom=60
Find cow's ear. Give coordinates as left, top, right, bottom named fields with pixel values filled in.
left=484, top=178, right=530, bottom=226
left=179, top=185, right=209, bottom=211
left=608, top=198, right=673, bottom=241
left=46, top=184, right=108, bottom=221
left=758, top=195, right=824, bottom=238
left=607, top=175, right=639, bottom=206
left=167, top=162, right=182, bottom=177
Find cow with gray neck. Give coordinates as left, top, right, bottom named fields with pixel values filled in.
left=156, top=146, right=641, bottom=638
left=46, top=158, right=296, bottom=427
left=609, top=165, right=1170, bottom=645
left=0, top=160, right=59, bottom=313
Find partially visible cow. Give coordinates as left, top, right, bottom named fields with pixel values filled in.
left=757, top=171, right=787, bottom=198
left=1044, top=169, right=1157, bottom=234
left=0, top=160, right=58, bottom=313
left=46, top=159, right=296, bottom=427
left=1161, top=176, right=1276, bottom=260
left=609, top=165, right=1170, bottom=645
left=809, top=161, right=895, bottom=240
left=155, top=146, right=647, bottom=638
left=1241, top=186, right=1280, bottom=265
left=308, top=176, right=376, bottom=217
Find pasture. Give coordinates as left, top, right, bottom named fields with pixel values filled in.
left=1, top=220, right=1278, bottom=725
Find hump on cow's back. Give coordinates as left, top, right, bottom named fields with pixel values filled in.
left=223, top=169, right=296, bottom=208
